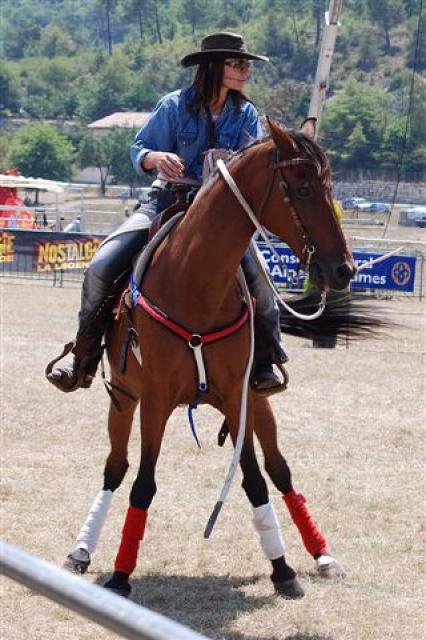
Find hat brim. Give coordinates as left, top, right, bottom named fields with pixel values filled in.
left=181, top=50, right=269, bottom=67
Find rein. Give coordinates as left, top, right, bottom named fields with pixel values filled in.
left=216, top=158, right=327, bottom=321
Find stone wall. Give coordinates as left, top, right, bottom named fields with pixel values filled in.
left=334, top=181, right=426, bottom=205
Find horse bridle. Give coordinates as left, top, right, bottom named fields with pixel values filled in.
left=272, top=148, right=321, bottom=270
left=218, top=146, right=324, bottom=271
left=216, top=151, right=328, bottom=322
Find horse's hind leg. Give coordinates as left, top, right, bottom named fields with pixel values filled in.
left=225, top=408, right=304, bottom=599
left=64, top=396, right=137, bottom=574
left=253, top=397, right=346, bottom=578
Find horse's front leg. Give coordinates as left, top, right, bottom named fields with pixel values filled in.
left=64, top=393, right=137, bottom=574
left=253, top=396, right=346, bottom=578
left=224, top=403, right=304, bottom=599
left=104, top=392, right=171, bottom=597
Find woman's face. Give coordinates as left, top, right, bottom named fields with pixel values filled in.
left=221, top=59, right=251, bottom=91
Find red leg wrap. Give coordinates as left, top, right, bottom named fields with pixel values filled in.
left=283, top=491, right=327, bottom=557
left=114, top=506, right=147, bottom=575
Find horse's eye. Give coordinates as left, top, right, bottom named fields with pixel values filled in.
left=297, top=184, right=312, bottom=198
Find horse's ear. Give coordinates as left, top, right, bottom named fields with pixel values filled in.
left=300, top=117, right=317, bottom=140
left=266, top=116, right=299, bottom=154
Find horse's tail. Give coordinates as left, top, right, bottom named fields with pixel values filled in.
left=279, top=291, right=394, bottom=342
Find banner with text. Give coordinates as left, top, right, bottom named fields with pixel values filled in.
left=0, top=229, right=105, bottom=273
left=257, top=243, right=416, bottom=292
left=0, top=232, right=417, bottom=293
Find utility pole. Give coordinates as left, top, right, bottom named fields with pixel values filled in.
left=308, top=0, right=343, bottom=136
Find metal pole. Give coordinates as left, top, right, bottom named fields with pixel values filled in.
left=0, top=540, right=209, bottom=640
left=308, top=0, right=344, bottom=134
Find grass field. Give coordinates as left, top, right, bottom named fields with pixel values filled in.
left=1, top=282, right=425, bottom=640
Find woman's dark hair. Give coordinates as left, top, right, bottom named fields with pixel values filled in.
left=189, top=62, right=251, bottom=113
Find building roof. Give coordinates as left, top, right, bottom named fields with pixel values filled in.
left=87, top=112, right=151, bottom=130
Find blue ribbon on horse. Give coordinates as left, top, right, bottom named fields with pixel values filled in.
left=187, top=384, right=207, bottom=448
left=130, top=271, right=140, bottom=307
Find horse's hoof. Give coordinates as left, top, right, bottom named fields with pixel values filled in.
left=273, top=577, right=305, bottom=599
left=63, top=548, right=90, bottom=574
left=104, top=571, right=131, bottom=598
left=315, top=554, right=346, bottom=579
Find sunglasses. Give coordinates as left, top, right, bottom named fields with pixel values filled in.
left=224, top=59, right=252, bottom=71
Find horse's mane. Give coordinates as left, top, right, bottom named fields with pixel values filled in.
left=196, top=129, right=332, bottom=201
left=291, top=131, right=332, bottom=189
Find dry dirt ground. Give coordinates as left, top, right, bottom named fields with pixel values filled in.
left=0, top=282, right=425, bottom=640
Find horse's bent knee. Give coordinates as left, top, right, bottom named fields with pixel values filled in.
left=103, top=459, right=129, bottom=492
left=130, top=474, right=157, bottom=510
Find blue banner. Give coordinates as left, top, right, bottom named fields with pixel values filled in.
left=257, top=243, right=416, bottom=293
left=351, top=252, right=416, bottom=292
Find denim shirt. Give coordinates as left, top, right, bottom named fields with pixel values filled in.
left=130, top=86, right=263, bottom=181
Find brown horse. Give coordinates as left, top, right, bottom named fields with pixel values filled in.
left=64, top=119, right=355, bottom=599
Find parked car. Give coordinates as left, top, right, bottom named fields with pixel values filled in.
left=399, top=207, right=426, bottom=228
left=341, top=197, right=367, bottom=210
left=355, top=201, right=390, bottom=214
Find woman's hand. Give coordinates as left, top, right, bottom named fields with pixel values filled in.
left=143, top=151, right=185, bottom=180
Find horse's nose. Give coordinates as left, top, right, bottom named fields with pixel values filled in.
left=334, top=261, right=356, bottom=288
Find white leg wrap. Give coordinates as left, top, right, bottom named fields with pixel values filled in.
left=252, top=502, right=286, bottom=560
left=75, top=489, right=113, bottom=554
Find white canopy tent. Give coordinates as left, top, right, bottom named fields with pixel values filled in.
left=0, top=174, right=66, bottom=193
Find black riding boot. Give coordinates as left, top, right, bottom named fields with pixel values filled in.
left=46, top=271, right=116, bottom=393
left=241, top=242, right=289, bottom=393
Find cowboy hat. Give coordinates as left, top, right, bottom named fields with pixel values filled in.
left=181, top=32, right=269, bottom=67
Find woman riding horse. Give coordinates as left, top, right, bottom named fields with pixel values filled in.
left=46, top=32, right=288, bottom=395
left=48, top=32, right=354, bottom=600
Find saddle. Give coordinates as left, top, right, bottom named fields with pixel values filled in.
left=148, top=184, right=196, bottom=241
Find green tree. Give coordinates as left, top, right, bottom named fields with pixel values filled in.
left=406, top=12, right=426, bottom=71
left=79, top=128, right=133, bottom=194
left=366, top=0, right=405, bottom=53
left=2, top=12, right=42, bottom=59
left=122, top=0, right=149, bottom=41
left=0, top=133, right=13, bottom=169
left=18, top=57, right=82, bottom=118
left=321, top=79, right=389, bottom=172
left=0, top=63, right=21, bottom=113
left=9, top=123, right=75, bottom=180
left=183, top=0, right=210, bottom=35
left=110, top=128, right=139, bottom=186
left=97, top=0, right=118, bottom=55
left=357, top=31, right=380, bottom=70
left=343, top=121, right=369, bottom=165
left=39, top=24, right=77, bottom=58
left=77, top=54, right=132, bottom=121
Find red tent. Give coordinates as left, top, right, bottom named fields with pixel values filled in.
left=0, top=169, right=35, bottom=229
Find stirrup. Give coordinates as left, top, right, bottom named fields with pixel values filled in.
left=251, top=361, right=289, bottom=397
left=45, top=341, right=95, bottom=393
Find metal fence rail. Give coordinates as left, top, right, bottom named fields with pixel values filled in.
left=0, top=540, right=209, bottom=640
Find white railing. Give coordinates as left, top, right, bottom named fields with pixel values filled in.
left=0, top=540, right=209, bottom=640
left=0, top=204, right=120, bottom=234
